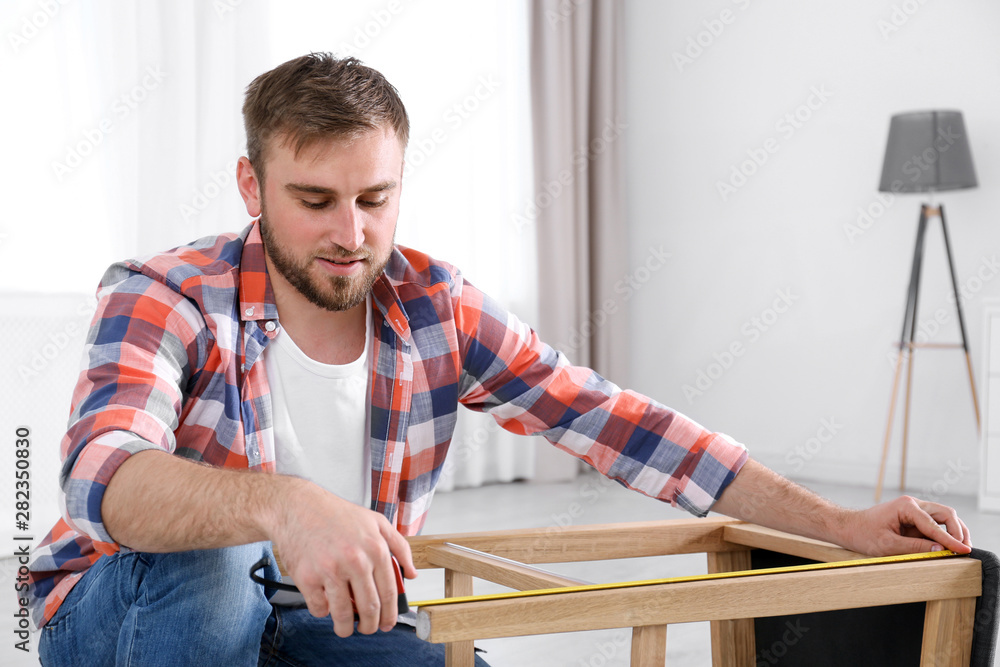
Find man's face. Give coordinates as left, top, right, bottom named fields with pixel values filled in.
left=242, top=128, right=404, bottom=312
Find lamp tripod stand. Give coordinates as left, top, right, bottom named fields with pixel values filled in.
left=876, top=202, right=981, bottom=502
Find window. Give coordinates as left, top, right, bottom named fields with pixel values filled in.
left=2, top=0, right=536, bottom=322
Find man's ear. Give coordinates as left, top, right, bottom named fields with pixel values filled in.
left=236, top=156, right=262, bottom=218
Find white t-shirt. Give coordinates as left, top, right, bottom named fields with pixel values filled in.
left=263, top=297, right=372, bottom=507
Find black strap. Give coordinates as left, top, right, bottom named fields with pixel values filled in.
left=248, top=556, right=410, bottom=615
left=249, top=557, right=300, bottom=593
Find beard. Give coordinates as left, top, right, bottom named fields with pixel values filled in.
left=259, top=208, right=392, bottom=313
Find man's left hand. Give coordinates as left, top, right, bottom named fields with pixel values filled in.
left=713, top=459, right=973, bottom=557
left=841, top=495, right=972, bottom=557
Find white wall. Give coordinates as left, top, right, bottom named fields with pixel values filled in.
left=623, top=1, right=1000, bottom=495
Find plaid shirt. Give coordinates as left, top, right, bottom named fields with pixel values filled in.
left=28, top=221, right=748, bottom=628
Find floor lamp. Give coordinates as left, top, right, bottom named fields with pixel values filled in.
left=876, top=110, right=981, bottom=503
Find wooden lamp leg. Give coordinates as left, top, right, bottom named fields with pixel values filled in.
left=901, top=345, right=917, bottom=491
left=878, top=347, right=907, bottom=503
left=965, top=351, right=982, bottom=430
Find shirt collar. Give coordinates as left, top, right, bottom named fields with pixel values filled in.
left=372, top=264, right=411, bottom=341
left=238, top=220, right=411, bottom=340
left=238, top=220, right=279, bottom=323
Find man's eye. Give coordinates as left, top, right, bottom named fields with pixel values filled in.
left=360, top=199, right=387, bottom=208
left=301, top=200, right=328, bottom=210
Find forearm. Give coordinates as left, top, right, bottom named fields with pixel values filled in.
left=102, top=447, right=418, bottom=636
left=101, top=449, right=298, bottom=552
left=712, top=458, right=853, bottom=547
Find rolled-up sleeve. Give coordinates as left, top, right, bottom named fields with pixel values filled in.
left=59, top=267, right=204, bottom=552
left=452, top=273, right=748, bottom=517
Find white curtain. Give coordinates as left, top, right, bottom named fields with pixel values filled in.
left=1, top=1, right=271, bottom=290
left=0, top=0, right=271, bottom=556
left=93, top=1, right=273, bottom=254
left=1, top=0, right=549, bottom=494
left=528, top=0, right=629, bottom=383
left=521, top=0, right=631, bottom=483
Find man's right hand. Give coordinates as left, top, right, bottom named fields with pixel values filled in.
left=267, top=478, right=417, bottom=637
left=103, top=451, right=416, bottom=638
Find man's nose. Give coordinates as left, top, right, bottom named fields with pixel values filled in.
left=329, top=204, right=364, bottom=252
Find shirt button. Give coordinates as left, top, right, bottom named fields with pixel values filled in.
left=264, top=321, right=276, bottom=332
left=241, top=364, right=246, bottom=372
left=245, top=307, right=255, bottom=317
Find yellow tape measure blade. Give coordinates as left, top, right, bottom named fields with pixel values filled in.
left=409, top=549, right=959, bottom=609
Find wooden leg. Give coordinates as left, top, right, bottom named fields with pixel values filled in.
left=707, top=551, right=755, bottom=667
left=901, top=345, right=916, bottom=491
left=444, top=570, right=475, bottom=667
left=631, top=624, right=667, bottom=666
left=965, top=351, right=982, bottom=431
left=878, top=347, right=906, bottom=503
left=920, top=597, right=974, bottom=666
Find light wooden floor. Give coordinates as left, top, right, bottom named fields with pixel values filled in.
left=409, top=472, right=1000, bottom=667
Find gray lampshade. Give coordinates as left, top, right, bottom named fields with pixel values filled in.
left=879, top=110, right=977, bottom=193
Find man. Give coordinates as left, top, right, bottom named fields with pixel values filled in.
left=29, top=53, right=971, bottom=666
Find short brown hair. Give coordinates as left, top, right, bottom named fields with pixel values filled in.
left=242, top=53, right=409, bottom=180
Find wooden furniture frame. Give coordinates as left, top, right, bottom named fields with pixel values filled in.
left=408, top=517, right=982, bottom=666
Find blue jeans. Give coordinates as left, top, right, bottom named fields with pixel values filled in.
left=38, top=543, right=491, bottom=666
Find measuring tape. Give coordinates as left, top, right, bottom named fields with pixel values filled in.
left=410, top=549, right=960, bottom=608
